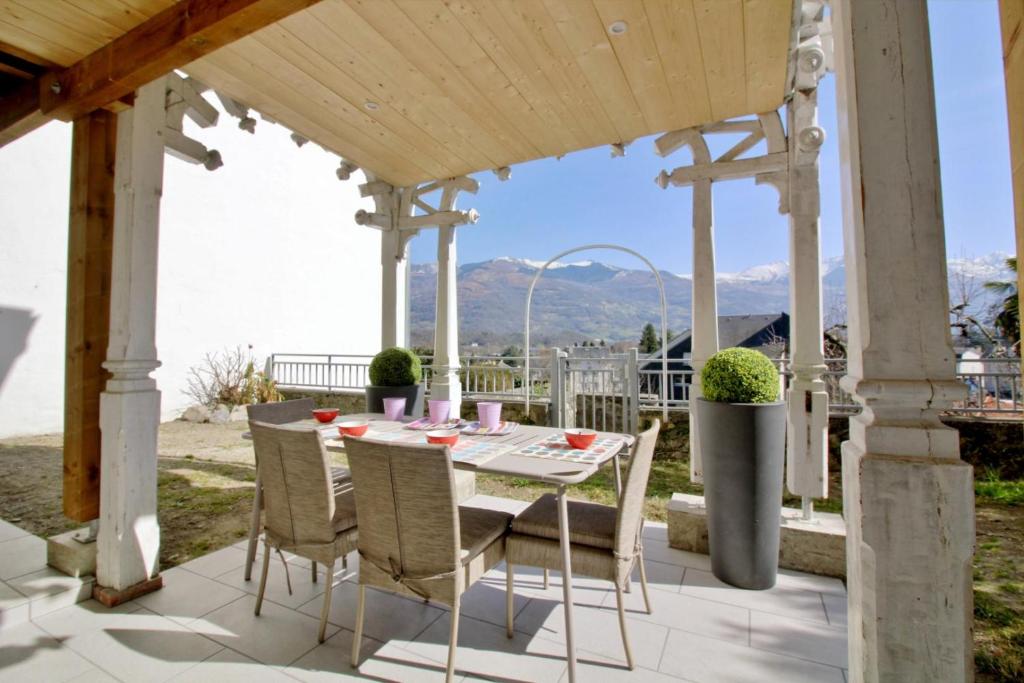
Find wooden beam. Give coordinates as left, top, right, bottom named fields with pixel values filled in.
left=36, top=0, right=323, bottom=123
left=64, top=110, right=117, bottom=522
left=0, top=78, right=46, bottom=147
left=660, top=152, right=788, bottom=187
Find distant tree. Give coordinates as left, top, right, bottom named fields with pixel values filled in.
left=985, top=257, right=1019, bottom=348
left=639, top=323, right=658, bottom=353
left=599, top=339, right=606, bottom=347
left=500, top=345, right=523, bottom=366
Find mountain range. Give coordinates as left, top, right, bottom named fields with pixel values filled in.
left=408, top=253, right=1014, bottom=349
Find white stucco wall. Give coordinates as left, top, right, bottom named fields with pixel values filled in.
left=0, top=113, right=381, bottom=438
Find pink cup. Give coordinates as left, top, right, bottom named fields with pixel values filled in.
left=383, top=397, right=406, bottom=421
left=477, top=402, right=502, bottom=430
left=428, top=399, right=451, bottom=424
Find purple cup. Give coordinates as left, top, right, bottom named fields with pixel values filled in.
left=428, top=399, right=451, bottom=424
left=383, top=397, right=406, bottom=421
left=477, top=402, right=502, bottom=430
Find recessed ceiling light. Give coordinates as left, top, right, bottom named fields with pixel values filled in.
left=608, top=20, right=628, bottom=36
left=364, top=101, right=380, bottom=111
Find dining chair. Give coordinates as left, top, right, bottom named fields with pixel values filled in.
left=244, top=398, right=352, bottom=581
left=249, top=421, right=358, bottom=643
left=504, top=420, right=661, bottom=670
left=343, top=437, right=514, bottom=682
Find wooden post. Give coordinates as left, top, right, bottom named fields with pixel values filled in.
left=999, top=1, right=1023, bottom=354
left=95, top=79, right=166, bottom=602
left=688, top=176, right=719, bottom=484
left=64, top=110, right=116, bottom=522
left=832, top=1, right=974, bottom=679
left=432, top=184, right=462, bottom=418
left=380, top=227, right=410, bottom=349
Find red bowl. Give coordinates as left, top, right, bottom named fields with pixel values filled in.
left=338, top=421, right=369, bottom=437
left=426, top=429, right=460, bottom=446
left=565, top=429, right=597, bottom=450
left=312, top=408, right=339, bottom=423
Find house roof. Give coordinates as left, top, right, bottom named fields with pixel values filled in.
left=0, top=0, right=799, bottom=186
left=642, top=312, right=789, bottom=365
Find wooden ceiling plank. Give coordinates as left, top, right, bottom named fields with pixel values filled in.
left=0, top=12, right=91, bottom=65
left=591, top=0, right=675, bottom=133
left=693, top=0, right=748, bottom=121
left=186, top=55, right=418, bottom=185
left=247, top=24, right=464, bottom=177
left=392, top=0, right=550, bottom=158
left=38, top=0, right=327, bottom=122
left=63, top=0, right=169, bottom=33
left=445, top=0, right=591, bottom=154
left=643, top=0, right=713, bottom=130
left=344, top=0, right=537, bottom=163
left=275, top=9, right=494, bottom=173
left=9, top=0, right=126, bottom=50
left=743, top=0, right=792, bottom=113
left=306, top=0, right=507, bottom=169
left=538, top=0, right=647, bottom=143
left=209, top=41, right=444, bottom=180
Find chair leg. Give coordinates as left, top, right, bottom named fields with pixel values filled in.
left=637, top=548, right=652, bottom=615
left=318, top=561, right=335, bottom=643
left=311, top=561, right=317, bottom=584
left=446, top=592, right=461, bottom=683
left=506, top=563, right=515, bottom=638
left=351, top=584, right=366, bottom=668
left=614, top=582, right=635, bottom=670
left=244, top=479, right=263, bottom=581
left=543, top=568, right=549, bottom=589
left=254, top=540, right=271, bottom=616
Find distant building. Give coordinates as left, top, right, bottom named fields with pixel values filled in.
left=639, top=313, right=789, bottom=400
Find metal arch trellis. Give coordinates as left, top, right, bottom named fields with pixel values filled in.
left=523, top=244, right=669, bottom=424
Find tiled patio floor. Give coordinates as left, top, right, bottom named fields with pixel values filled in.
left=0, top=496, right=848, bottom=682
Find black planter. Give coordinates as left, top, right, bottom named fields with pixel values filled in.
left=696, top=398, right=786, bottom=590
left=365, top=384, right=425, bottom=418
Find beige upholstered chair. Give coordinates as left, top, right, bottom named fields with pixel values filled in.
left=343, top=437, right=513, bottom=682
left=505, top=420, right=661, bottom=670
left=249, top=421, right=358, bottom=643
left=244, top=398, right=352, bottom=581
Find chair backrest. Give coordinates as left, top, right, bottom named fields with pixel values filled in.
left=250, top=421, right=337, bottom=546
left=614, top=419, right=661, bottom=559
left=343, top=437, right=460, bottom=581
left=246, top=397, right=316, bottom=425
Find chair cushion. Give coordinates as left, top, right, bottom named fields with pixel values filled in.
left=332, top=489, right=358, bottom=533
left=458, top=506, right=513, bottom=562
left=511, top=493, right=617, bottom=550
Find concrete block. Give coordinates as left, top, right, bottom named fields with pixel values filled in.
left=667, top=493, right=847, bottom=579
left=455, top=470, right=476, bottom=503
left=47, top=528, right=97, bottom=578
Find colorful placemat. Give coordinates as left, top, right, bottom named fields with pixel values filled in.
left=460, top=420, right=519, bottom=436
left=508, top=433, right=626, bottom=464
left=403, top=417, right=465, bottom=431
left=327, top=428, right=511, bottom=467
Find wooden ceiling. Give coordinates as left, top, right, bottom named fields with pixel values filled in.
left=0, top=0, right=797, bottom=186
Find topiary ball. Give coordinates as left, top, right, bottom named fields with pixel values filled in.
left=700, top=347, right=780, bottom=404
left=369, top=347, right=422, bottom=387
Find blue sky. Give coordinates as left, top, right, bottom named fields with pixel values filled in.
left=408, top=0, right=1015, bottom=273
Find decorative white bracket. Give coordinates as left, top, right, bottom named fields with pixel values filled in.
left=354, top=177, right=480, bottom=234
left=163, top=73, right=222, bottom=170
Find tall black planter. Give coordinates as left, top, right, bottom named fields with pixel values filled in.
left=696, top=398, right=786, bottom=590
left=365, top=384, right=425, bottom=418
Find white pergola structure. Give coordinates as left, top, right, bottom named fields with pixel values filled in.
left=1, top=1, right=1006, bottom=679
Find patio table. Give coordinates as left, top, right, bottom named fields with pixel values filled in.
left=244, top=413, right=633, bottom=682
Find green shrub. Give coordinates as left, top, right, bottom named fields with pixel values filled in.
left=701, top=347, right=780, bottom=403
left=369, top=347, right=422, bottom=387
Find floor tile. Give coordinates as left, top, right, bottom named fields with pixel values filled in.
left=215, top=554, right=326, bottom=610
left=0, top=579, right=30, bottom=630
left=405, top=612, right=568, bottom=682
left=136, top=566, right=247, bottom=624
left=658, top=627, right=846, bottom=683
left=177, top=545, right=248, bottom=579
left=557, top=646, right=687, bottom=683
left=53, top=607, right=222, bottom=683
left=609, top=584, right=750, bottom=647
left=0, top=519, right=30, bottom=544
left=33, top=599, right=142, bottom=640
left=495, top=564, right=615, bottom=607
left=66, top=668, right=121, bottom=682
left=679, top=568, right=829, bottom=624
left=6, top=567, right=93, bottom=618
left=749, top=610, right=847, bottom=668
left=513, top=599, right=669, bottom=670
left=287, top=627, right=458, bottom=682
left=444, top=573, right=531, bottom=628
left=635, top=558, right=685, bottom=593
left=170, top=647, right=295, bottom=681
left=641, top=540, right=710, bottom=570
left=0, top=621, right=95, bottom=683
left=774, top=568, right=846, bottom=596
left=191, top=593, right=335, bottom=667
left=823, top=593, right=848, bottom=627
left=296, top=581, right=444, bottom=643
left=0, top=535, right=47, bottom=580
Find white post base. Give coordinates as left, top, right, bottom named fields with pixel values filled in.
left=785, top=382, right=829, bottom=498
left=430, top=369, right=462, bottom=421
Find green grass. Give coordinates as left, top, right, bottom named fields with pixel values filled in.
left=976, top=478, right=1024, bottom=506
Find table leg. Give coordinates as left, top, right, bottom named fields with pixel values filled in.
left=556, top=484, right=577, bottom=683
left=612, top=453, right=623, bottom=501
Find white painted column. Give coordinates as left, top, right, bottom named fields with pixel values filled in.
left=832, top=1, right=974, bottom=680
left=380, top=228, right=409, bottom=348
left=432, top=197, right=461, bottom=418
left=785, top=89, right=829, bottom=501
left=688, top=178, right=719, bottom=483
left=97, top=79, right=165, bottom=592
